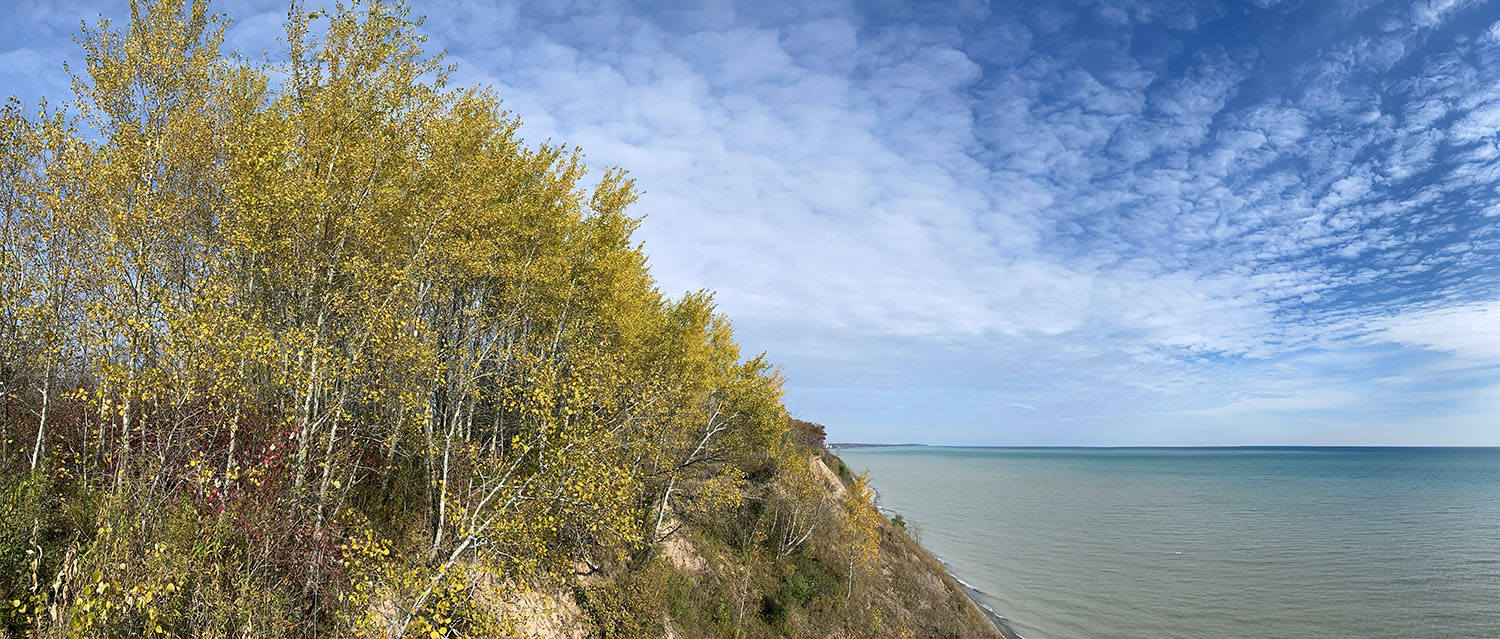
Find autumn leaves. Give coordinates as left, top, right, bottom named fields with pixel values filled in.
left=0, top=1, right=895, bottom=637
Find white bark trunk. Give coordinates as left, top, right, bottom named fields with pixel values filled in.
left=28, top=367, right=50, bottom=471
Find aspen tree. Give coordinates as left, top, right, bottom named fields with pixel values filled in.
left=772, top=451, right=831, bottom=557
left=842, top=471, right=882, bottom=602
left=1, top=1, right=804, bottom=636
left=0, top=103, right=23, bottom=462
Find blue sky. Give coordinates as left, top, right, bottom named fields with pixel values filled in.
left=4, top=0, right=1498, bottom=445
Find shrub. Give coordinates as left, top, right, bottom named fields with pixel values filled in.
left=779, top=556, right=832, bottom=607
left=665, top=572, right=693, bottom=618
left=576, top=560, right=669, bottom=638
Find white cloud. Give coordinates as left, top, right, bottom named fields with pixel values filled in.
left=1181, top=387, right=1362, bottom=417
left=0, top=47, right=47, bottom=74
left=1412, top=0, right=1480, bottom=29
left=1368, top=301, right=1500, bottom=361
left=4, top=0, right=1497, bottom=444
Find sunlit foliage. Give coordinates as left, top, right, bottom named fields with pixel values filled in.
left=0, top=1, right=818, bottom=637
left=840, top=471, right=883, bottom=603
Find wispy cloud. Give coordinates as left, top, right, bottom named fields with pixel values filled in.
left=1367, top=301, right=1500, bottom=361
left=3, top=0, right=1497, bottom=444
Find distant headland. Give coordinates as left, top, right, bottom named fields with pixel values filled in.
left=829, top=442, right=928, bottom=449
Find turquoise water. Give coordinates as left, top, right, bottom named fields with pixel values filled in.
left=838, top=446, right=1500, bottom=639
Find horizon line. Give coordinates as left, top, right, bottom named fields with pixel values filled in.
left=827, top=443, right=1500, bottom=449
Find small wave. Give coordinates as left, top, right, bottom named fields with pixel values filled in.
left=930, top=556, right=1025, bottom=638
left=931, top=557, right=993, bottom=596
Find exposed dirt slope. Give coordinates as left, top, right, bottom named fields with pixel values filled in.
left=513, top=449, right=1001, bottom=638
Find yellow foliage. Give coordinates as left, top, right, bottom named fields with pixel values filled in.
left=841, top=471, right=883, bottom=601
left=0, top=1, right=802, bottom=637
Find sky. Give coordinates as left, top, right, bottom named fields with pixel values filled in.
left=3, top=0, right=1499, bottom=445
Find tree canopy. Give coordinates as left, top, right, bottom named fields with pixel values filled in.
left=0, top=0, right=851, bottom=635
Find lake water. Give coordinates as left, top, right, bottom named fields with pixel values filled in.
left=837, top=446, right=1500, bottom=639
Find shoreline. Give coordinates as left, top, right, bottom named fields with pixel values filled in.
left=867, top=484, right=1024, bottom=639
left=932, top=555, right=1025, bottom=639
left=841, top=450, right=1025, bottom=638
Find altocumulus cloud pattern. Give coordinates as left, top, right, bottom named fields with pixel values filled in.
left=2, top=0, right=1497, bottom=444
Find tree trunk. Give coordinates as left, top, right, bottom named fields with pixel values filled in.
left=649, top=475, right=676, bottom=550
left=292, top=347, right=320, bottom=495
left=28, top=366, right=51, bottom=471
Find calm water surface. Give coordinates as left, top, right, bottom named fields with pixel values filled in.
left=838, top=446, right=1500, bottom=639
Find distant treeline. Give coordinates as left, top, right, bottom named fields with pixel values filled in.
left=828, top=443, right=927, bottom=449
left=788, top=419, right=828, bottom=449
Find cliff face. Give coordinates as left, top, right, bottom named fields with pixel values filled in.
left=515, top=449, right=1001, bottom=639
left=807, top=451, right=1003, bottom=639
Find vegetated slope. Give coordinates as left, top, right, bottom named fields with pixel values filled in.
left=0, top=1, right=995, bottom=637
left=558, top=420, right=1001, bottom=639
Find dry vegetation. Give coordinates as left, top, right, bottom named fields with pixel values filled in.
left=627, top=443, right=1002, bottom=639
